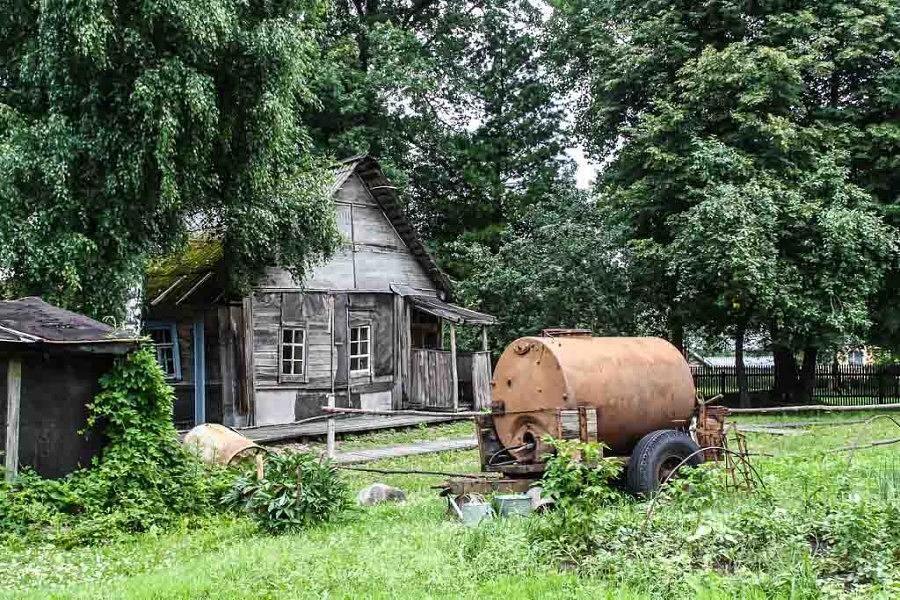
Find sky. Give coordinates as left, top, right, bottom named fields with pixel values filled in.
left=566, top=146, right=599, bottom=189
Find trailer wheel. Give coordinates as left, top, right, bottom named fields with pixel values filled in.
left=626, top=429, right=703, bottom=496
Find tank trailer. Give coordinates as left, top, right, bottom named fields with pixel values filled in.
left=459, top=332, right=728, bottom=496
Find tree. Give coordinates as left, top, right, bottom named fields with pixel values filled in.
left=553, top=0, right=900, bottom=401
left=0, top=0, right=340, bottom=320
left=306, top=0, right=573, bottom=254
left=452, top=189, right=637, bottom=352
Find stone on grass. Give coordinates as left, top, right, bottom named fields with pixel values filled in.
left=357, top=483, right=406, bottom=506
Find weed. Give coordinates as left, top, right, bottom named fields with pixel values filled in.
left=223, top=450, right=351, bottom=533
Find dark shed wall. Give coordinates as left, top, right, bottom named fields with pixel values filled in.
left=1, top=351, right=107, bottom=478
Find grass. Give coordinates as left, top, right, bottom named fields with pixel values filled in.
left=1, top=413, right=899, bottom=599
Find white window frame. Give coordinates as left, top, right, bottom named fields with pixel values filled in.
left=146, top=322, right=180, bottom=380
left=349, top=324, right=371, bottom=377
left=280, top=326, right=307, bottom=382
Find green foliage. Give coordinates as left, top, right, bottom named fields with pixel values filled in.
left=452, top=191, right=639, bottom=351
left=532, top=437, right=626, bottom=559
left=0, top=0, right=339, bottom=319
left=551, top=0, right=900, bottom=363
left=540, top=437, right=624, bottom=511
left=308, top=0, right=573, bottom=252
left=0, top=348, right=229, bottom=546
left=223, top=450, right=350, bottom=534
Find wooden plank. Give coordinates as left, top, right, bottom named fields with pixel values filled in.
left=450, top=324, right=458, bottom=412
left=729, top=402, right=900, bottom=414
left=240, top=414, right=468, bottom=443
left=471, top=352, right=492, bottom=411
left=241, top=296, right=257, bottom=424
left=4, top=357, right=21, bottom=481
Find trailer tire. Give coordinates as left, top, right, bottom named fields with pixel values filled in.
left=626, top=429, right=703, bottom=496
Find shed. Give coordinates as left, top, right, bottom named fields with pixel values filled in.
left=0, top=297, right=140, bottom=479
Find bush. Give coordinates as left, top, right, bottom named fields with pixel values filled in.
left=0, top=348, right=230, bottom=546
left=223, top=450, right=350, bottom=533
left=530, top=437, right=626, bottom=558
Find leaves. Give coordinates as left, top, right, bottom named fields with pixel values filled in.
left=223, top=450, right=350, bottom=534
left=0, top=0, right=339, bottom=318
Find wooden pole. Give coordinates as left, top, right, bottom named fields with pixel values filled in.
left=321, top=406, right=485, bottom=418
left=481, top=327, right=489, bottom=352
left=449, top=323, right=458, bottom=412
left=326, top=295, right=336, bottom=459
left=729, top=402, right=900, bottom=414
left=5, top=357, right=22, bottom=481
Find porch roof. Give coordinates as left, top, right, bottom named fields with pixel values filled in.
left=406, top=294, right=496, bottom=326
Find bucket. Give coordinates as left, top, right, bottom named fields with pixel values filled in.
left=450, top=494, right=494, bottom=526
left=495, top=494, right=533, bottom=517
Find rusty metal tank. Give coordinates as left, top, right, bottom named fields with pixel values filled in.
left=491, top=336, right=696, bottom=460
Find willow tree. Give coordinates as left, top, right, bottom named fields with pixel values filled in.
left=0, top=0, right=339, bottom=320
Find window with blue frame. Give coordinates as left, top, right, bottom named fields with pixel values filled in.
left=146, top=323, right=181, bottom=380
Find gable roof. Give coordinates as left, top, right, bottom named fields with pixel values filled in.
left=336, top=155, right=451, bottom=294
left=0, top=297, right=138, bottom=352
left=146, top=155, right=452, bottom=303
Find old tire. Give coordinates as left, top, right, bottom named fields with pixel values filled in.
left=626, top=429, right=703, bottom=496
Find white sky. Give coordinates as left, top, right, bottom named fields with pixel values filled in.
left=566, top=146, right=599, bottom=189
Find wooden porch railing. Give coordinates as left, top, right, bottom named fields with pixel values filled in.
left=409, top=348, right=492, bottom=411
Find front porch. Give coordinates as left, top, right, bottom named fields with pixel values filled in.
left=398, top=291, right=495, bottom=412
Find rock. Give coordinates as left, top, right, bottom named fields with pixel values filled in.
left=357, top=483, right=406, bottom=506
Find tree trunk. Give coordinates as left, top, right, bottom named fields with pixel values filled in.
left=798, top=347, right=818, bottom=404
left=669, top=312, right=685, bottom=355
left=772, top=344, right=798, bottom=404
left=735, top=325, right=749, bottom=408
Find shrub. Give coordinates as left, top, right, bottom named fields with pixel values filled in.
left=539, top=437, right=624, bottom=511
left=223, top=450, right=350, bottom=533
left=531, top=437, right=626, bottom=558
left=0, top=348, right=230, bottom=546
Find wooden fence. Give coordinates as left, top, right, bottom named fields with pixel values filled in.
left=691, top=364, right=900, bottom=406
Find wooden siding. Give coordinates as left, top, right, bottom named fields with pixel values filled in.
left=471, top=351, right=492, bottom=411
left=409, top=349, right=454, bottom=409
left=257, top=174, right=436, bottom=292
left=249, top=290, right=398, bottom=425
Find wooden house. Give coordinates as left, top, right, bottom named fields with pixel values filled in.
left=0, top=297, right=139, bottom=479
left=145, top=155, right=496, bottom=429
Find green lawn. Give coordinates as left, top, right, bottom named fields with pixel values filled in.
left=1, top=413, right=898, bottom=599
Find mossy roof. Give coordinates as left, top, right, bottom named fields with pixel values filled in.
left=146, top=239, right=223, bottom=300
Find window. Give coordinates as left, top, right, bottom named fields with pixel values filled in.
left=147, top=323, right=180, bottom=380
left=848, top=348, right=865, bottom=366
left=281, top=327, right=306, bottom=378
left=350, top=325, right=371, bottom=375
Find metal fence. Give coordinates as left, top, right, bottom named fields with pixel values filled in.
left=691, top=364, right=900, bottom=406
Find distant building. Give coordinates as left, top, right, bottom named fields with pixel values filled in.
left=145, top=156, right=495, bottom=429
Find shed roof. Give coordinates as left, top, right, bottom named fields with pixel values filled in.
left=391, top=284, right=495, bottom=325
left=0, top=297, right=139, bottom=352
left=146, top=239, right=222, bottom=306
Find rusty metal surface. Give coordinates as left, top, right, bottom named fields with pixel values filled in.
left=695, top=404, right=729, bottom=460
left=491, top=336, right=696, bottom=459
left=183, top=423, right=265, bottom=465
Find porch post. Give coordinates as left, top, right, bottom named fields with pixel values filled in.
left=193, top=319, right=206, bottom=425
left=449, top=323, right=458, bottom=411
left=5, top=357, right=22, bottom=481
left=481, top=327, right=489, bottom=352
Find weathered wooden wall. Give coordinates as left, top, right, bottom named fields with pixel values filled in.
left=0, top=351, right=107, bottom=478
left=409, top=348, right=454, bottom=409
left=258, top=174, right=437, bottom=292
left=249, top=290, right=398, bottom=425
